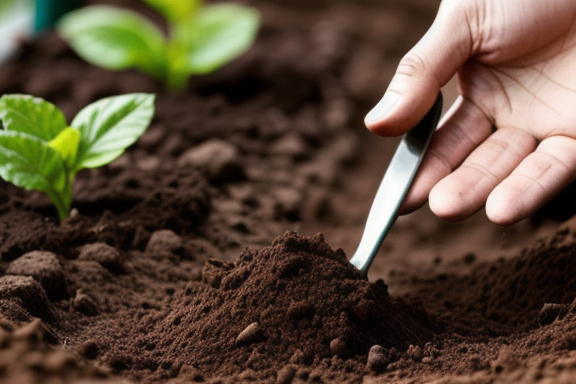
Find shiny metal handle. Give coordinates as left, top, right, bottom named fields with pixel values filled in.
left=350, top=93, right=443, bottom=275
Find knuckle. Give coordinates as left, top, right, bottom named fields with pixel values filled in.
left=396, top=52, right=427, bottom=79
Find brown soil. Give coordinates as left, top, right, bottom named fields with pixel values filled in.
left=1, top=1, right=576, bottom=384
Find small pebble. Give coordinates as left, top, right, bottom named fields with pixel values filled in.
left=329, top=337, right=348, bottom=357
left=367, top=345, right=390, bottom=372
left=236, top=322, right=261, bottom=345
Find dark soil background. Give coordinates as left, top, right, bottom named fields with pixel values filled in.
left=1, top=1, right=576, bottom=383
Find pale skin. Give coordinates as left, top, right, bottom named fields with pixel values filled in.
left=365, top=0, right=576, bottom=225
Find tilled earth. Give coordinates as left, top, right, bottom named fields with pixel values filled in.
left=1, top=1, right=576, bottom=383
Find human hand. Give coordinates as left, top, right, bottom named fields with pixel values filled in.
left=365, top=0, right=576, bottom=225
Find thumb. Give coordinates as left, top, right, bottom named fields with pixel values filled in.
left=365, top=1, right=473, bottom=137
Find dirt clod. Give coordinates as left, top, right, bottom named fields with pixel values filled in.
left=145, top=229, right=183, bottom=255
left=178, top=139, right=243, bottom=182
left=78, top=243, right=123, bottom=273
left=6, top=251, right=67, bottom=301
left=367, top=345, right=391, bottom=372
left=0, top=276, right=53, bottom=321
left=72, top=289, right=99, bottom=316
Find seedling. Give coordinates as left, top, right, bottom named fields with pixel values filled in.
left=0, top=93, right=155, bottom=220
left=57, top=0, right=260, bottom=90
left=0, top=0, right=34, bottom=61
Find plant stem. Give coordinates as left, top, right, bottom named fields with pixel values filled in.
left=48, top=173, right=72, bottom=221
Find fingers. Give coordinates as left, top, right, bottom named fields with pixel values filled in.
left=486, top=136, right=576, bottom=225
left=400, top=96, right=494, bottom=214
left=365, top=1, right=472, bottom=137
left=429, top=128, right=538, bottom=221
left=402, top=101, right=576, bottom=225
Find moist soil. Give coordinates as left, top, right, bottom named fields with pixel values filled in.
left=1, top=1, right=576, bottom=383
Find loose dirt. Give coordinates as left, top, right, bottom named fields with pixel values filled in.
left=0, top=1, right=576, bottom=384
left=81, top=231, right=434, bottom=383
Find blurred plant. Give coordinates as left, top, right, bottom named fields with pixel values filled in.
left=0, top=0, right=22, bottom=16
left=0, top=0, right=34, bottom=61
left=57, top=0, right=260, bottom=90
left=0, top=93, right=155, bottom=220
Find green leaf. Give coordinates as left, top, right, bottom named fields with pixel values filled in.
left=142, top=0, right=200, bottom=23
left=0, top=131, right=71, bottom=219
left=47, top=127, right=81, bottom=169
left=56, top=5, right=168, bottom=80
left=0, top=94, right=67, bottom=141
left=0, top=0, right=18, bottom=15
left=71, top=93, right=155, bottom=170
left=186, top=4, right=260, bottom=75
left=0, top=0, right=33, bottom=37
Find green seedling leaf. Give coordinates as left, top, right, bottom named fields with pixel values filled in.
left=143, top=0, right=200, bottom=22
left=0, top=0, right=34, bottom=46
left=186, top=4, right=260, bottom=75
left=0, top=93, right=155, bottom=220
left=47, top=127, right=81, bottom=169
left=72, top=93, right=155, bottom=170
left=56, top=1, right=260, bottom=90
left=57, top=5, right=167, bottom=79
left=0, top=0, right=18, bottom=15
left=0, top=131, right=70, bottom=219
left=0, top=94, right=67, bottom=140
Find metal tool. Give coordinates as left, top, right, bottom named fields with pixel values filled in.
left=350, top=92, right=443, bottom=275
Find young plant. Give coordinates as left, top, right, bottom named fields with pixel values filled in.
left=0, top=0, right=34, bottom=61
left=56, top=0, right=260, bottom=90
left=0, top=93, right=155, bottom=220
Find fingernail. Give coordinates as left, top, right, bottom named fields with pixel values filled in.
left=365, top=92, right=399, bottom=122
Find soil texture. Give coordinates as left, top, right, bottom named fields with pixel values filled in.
left=0, top=1, right=576, bottom=384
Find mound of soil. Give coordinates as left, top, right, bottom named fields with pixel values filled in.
left=82, top=232, right=434, bottom=383
left=1, top=1, right=576, bottom=384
